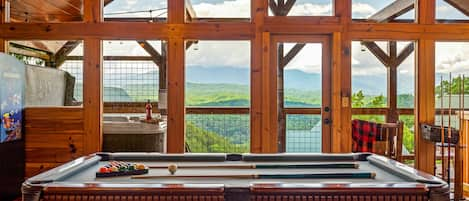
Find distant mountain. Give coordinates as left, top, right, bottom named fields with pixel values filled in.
left=99, top=65, right=413, bottom=95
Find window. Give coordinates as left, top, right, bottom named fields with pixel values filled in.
left=104, top=0, right=167, bottom=22
left=185, top=40, right=251, bottom=153
left=186, top=0, right=250, bottom=21
left=9, top=40, right=83, bottom=107
left=436, top=0, right=469, bottom=21
left=435, top=42, right=469, bottom=129
left=268, top=0, right=334, bottom=16
left=352, top=41, right=387, bottom=108
left=102, top=40, right=165, bottom=106
left=352, top=0, right=415, bottom=22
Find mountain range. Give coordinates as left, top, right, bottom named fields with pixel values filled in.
left=100, top=65, right=414, bottom=95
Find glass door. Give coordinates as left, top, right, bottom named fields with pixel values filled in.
left=272, top=35, right=331, bottom=153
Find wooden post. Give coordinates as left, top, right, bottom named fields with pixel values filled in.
left=414, top=0, right=436, bottom=174
left=165, top=0, right=185, bottom=153
left=252, top=0, right=276, bottom=153
left=415, top=39, right=435, bottom=174
left=1, top=0, right=6, bottom=52
left=387, top=41, right=399, bottom=123
left=82, top=0, right=103, bottom=154
left=166, top=37, right=185, bottom=153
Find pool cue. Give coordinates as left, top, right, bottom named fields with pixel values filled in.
left=440, top=75, right=446, bottom=180
left=447, top=73, right=452, bottom=186
left=132, top=172, right=376, bottom=180
left=149, top=163, right=360, bottom=169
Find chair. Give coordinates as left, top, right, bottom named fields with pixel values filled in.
left=375, top=121, right=404, bottom=162
left=352, top=120, right=404, bottom=162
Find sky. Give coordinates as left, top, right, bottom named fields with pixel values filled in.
left=69, top=0, right=469, bottom=79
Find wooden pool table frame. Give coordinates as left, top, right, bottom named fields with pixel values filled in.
left=22, top=153, right=450, bottom=201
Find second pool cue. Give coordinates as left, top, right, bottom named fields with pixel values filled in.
left=149, top=163, right=359, bottom=169
left=440, top=75, right=446, bottom=179
left=132, top=172, right=376, bottom=179
left=448, top=73, right=452, bottom=186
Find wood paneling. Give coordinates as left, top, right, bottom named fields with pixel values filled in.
left=24, top=107, right=84, bottom=177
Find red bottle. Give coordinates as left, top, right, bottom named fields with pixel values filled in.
left=145, top=100, right=152, bottom=120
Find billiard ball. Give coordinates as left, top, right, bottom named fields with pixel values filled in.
left=168, top=164, right=177, bottom=175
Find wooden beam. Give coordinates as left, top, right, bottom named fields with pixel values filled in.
left=387, top=41, right=398, bottom=123
left=82, top=0, right=103, bottom=155
left=396, top=42, right=414, bottom=67
left=331, top=32, right=343, bottom=153
left=281, top=0, right=296, bottom=16
left=54, top=40, right=81, bottom=68
left=7, top=45, right=51, bottom=60
left=250, top=0, right=268, bottom=153
left=83, top=0, right=102, bottom=23
left=166, top=37, right=185, bottom=153
left=340, top=33, right=352, bottom=152
left=281, top=43, right=305, bottom=68
left=415, top=39, right=435, bottom=174
left=368, top=0, right=415, bottom=23
left=0, top=39, right=4, bottom=52
left=1, top=0, right=9, bottom=23
left=83, top=38, right=102, bottom=154
left=335, top=0, right=352, bottom=23
left=418, top=0, right=435, bottom=24
left=67, top=56, right=154, bottom=61
left=185, top=0, right=197, bottom=22
left=444, top=0, right=469, bottom=17
left=361, top=41, right=391, bottom=67
left=168, top=0, right=184, bottom=24
left=136, top=40, right=163, bottom=67
left=269, top=0, right=280, bottom=16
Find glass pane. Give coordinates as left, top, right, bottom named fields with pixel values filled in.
left=436, top=0, right=469, bottom=21
left=103, top=40, right=164, bottom=104
left=187, top=0, right=250, bottom=20
left=8, top=40, right=83, bottom=107
left=352, top=115, right=386, bottom=123
left=8, top=0, right=83, bottom=22
left=397, top=41, right=415, bottom=108
left=435, top=42, right=469, bottom=113
left=399, top=115, right=415, bottom=167
left=186, top=114, right=250, bottom=153
left=185, top=40, right=251, bottom=153
left=352, top=41, right=387, bottom=108
left=268, top=0, right=333, bottom=16
left=286, top=115, right=322, bottom=152
left=352, top=0, right=415, bottom=21
left=104, top=0, right=167, bottom=22
left=282, top=43, right=322, bottom=108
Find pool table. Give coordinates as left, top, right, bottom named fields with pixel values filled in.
left=22, top=153, right=449, bottom=201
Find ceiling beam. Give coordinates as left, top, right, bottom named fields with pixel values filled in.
left=281, top=43, right=305, bottom=68
left=136, top=40, right=163, bottom=67
left=185, top=0, right=197, bottom=21
left=444, top=0, right=469, bottom=17
left=396, top=42, right=415, bottom=67
left=54, top=40, right=81, bottom=67
left=368, top=0, right=415, bottom=22
left=361, top=41, right=390, bottom=67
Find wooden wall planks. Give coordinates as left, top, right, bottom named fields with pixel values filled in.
left=24, top=107, right=84, bottom=177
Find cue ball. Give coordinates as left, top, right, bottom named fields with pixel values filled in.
left=168, top=164, right=178, bottom=175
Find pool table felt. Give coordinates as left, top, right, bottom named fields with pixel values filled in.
left=60, top=160, right=408, bottom=187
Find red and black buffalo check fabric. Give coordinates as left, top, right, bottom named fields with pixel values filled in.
left=352, top=119, right=382, bottom=152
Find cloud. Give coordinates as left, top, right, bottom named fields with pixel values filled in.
left=186, top=41, right=251, bottom=68
left=436, top=43, right=469, bottom=76
left=351, top=3, right=376, bottom=18
left=191, top=0, right=250, bottom=18
left=289, top=3, right=332, bottom=16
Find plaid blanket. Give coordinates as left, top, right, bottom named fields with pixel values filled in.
left=352, top=119, right=382, bottom=152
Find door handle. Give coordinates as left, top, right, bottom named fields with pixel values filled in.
left=324, top=118, right=331, bottom=125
